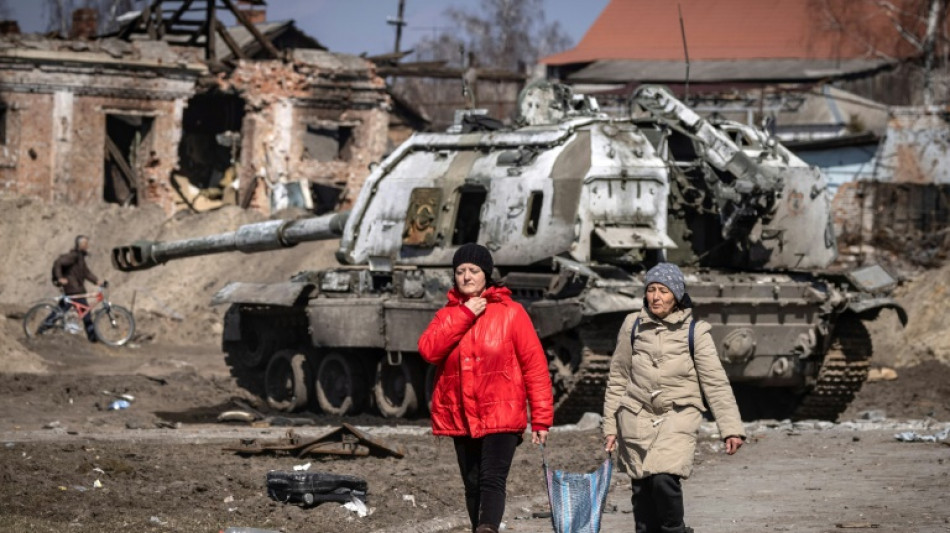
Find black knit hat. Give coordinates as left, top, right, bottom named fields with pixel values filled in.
left=452, top=243, right=494, bottom=279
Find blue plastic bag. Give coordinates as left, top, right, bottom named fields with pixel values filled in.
left=542, top=445, right=613, bottom=533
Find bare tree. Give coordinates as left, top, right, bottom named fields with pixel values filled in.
left=413, top=0, right=572, bottom=69
left=395, top=0, right=573, bottom=127
left=43, top=0, right=144, bottom=36
left=812, top=0, right=949, bottom=105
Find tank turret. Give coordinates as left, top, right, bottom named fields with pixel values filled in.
left=112, top=82, right=904, bottom=423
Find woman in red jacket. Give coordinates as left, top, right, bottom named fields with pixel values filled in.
left=419, top=243, right=554, bottom=533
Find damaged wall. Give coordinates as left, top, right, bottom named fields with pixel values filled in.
left=1, top=34, right=392, bottom=216
left=0, top=36, right=204, bottom=212
left=833, top=181, right=950, bottom=267
left=832, top=106, right=950, bottom=268
left=219, top=50, right=390, bottom=213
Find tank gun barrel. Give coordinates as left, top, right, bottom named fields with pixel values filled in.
left=111, top=211, right=350, bottom=272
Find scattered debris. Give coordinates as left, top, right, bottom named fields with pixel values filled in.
left=223, top=423, right=405, bottom=458
left=107, top=400, right=131, bottom=411
left=102, top=391, right=136, bottom=402
left=342, top=495, right=370, bottom=518
left=266, top=470, right=367, bottom=507
left=867, top=367, right=898, bottom=382
left=93, top=479, right=103, bottom=489
left=150, top=516, right=167, bottom=526
left=402, top=494, right=416, bottom=507
left=266, top=416, right=317, bottom=427
left=894, top=428, right=950, bottom=443
left=836, top=522, right=880, bottom=528
left=859, top=410, right=887, bottom=422
left=217, top=411, right=259, bottom=424
left=293, top=462, right=311, bottom=471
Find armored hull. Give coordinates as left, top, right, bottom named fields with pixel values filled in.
left=113, top=83, right=904, bottom=422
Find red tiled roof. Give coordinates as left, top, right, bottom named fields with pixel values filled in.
left=543, top=0, right=926, bottom=65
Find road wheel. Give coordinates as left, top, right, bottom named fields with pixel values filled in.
left=228, top=317, right=277, bottom=369
left=373, top=358, right=421, bottom=418
left=265, top=350, right=311, bottom=412
left=315, top=352, right=365, bottom=415
left=92, top=305, right=136, bottom=346
left=23, top=303, right=61, bottom=338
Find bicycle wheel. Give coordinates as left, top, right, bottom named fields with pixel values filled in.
left=92, top=305, right=135, bottom=347
left=23, top=303, right=62, bottom=338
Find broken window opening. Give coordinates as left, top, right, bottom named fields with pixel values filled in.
left=524, top=191, right=543, bottom=236
left=303, top=124, right=355, bottom=162
left=452, top=187, right=487, bottom=245
left=104, top=114, right=154, bottom=206
left=178, top=92, right=245, bottom=198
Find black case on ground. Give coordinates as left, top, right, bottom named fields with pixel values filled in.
left=266, top=470, right=368, bottom=506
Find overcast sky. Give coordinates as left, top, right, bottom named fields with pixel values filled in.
left=6, top=1, right=609, bottom=57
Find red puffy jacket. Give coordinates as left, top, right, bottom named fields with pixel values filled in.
left=419, top=285, right=554, bottom=438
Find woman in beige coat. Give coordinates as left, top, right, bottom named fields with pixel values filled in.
left=603, top=263, right=745, bottom=533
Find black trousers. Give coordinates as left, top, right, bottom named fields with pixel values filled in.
left=43, top=297, right=95, bottom=340
left=66, top=297, right=96, bottom=341
left=631, top=473, right=686, bottom=533
left=452, top=433, right=521, bottom=531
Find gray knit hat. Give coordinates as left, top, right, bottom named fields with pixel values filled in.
left=644, top=262, right=686, bottom=302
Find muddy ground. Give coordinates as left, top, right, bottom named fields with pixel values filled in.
left=0, top=331, right=948, bottom=533
left=1, top=197, right=949, bottom=532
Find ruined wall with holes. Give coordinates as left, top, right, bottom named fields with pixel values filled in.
left=832, top=108, right=950, bottom=267
left=221, top=51, right=390, bottom=212
left=1, top=38, right=394, bottom=215
left=833, top=181, right=950, bottom=267
left=0, top=37, right=203, bottom=212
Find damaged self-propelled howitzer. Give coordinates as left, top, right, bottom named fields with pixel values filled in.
left=112, top=82, right=906, bottom=423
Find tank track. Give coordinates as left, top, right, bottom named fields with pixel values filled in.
left=223, top=305, right=309, bottom=397
left=792, top=317, right=872, bottom=421
left=553, top=348, right=612, bottom=424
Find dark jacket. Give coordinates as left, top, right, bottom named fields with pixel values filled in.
left=53, top=249, right=98, bottom=295
left=419, top=285, right=554, bottom=438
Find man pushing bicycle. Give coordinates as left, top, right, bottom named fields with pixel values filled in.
left=52, top=235, right=99, bottom=342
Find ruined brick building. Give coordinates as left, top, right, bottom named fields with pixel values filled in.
left=0, top=4, right=422, bottom=215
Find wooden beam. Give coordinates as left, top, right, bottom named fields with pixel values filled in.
left=206, top=0, right=217, bottom=61
left=119, top=0, right=161, bottom=39
left=160, top=0, right=195, bottom=38
left=144, top=0, right=161, bottom=39
left=220, top=0, right=280, bottom=59
left=215, top=19, right=248, bottom=60
left=104, top=136, right=138, bottom=196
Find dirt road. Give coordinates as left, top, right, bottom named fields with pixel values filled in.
left=0, top=330, right=948, bottom=533
left=1, top=199, right=949, bottom=533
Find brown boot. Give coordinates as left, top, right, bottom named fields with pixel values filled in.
left=474, top=525, right=499, bottom=533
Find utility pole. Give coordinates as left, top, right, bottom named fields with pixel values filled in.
left=387, top=0, right=407, bottom=54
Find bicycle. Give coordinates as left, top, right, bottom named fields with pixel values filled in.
left=22, top=281, right=136, bottom=347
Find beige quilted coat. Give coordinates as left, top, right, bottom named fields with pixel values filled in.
left=603, top=307, right=745, bottom=479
